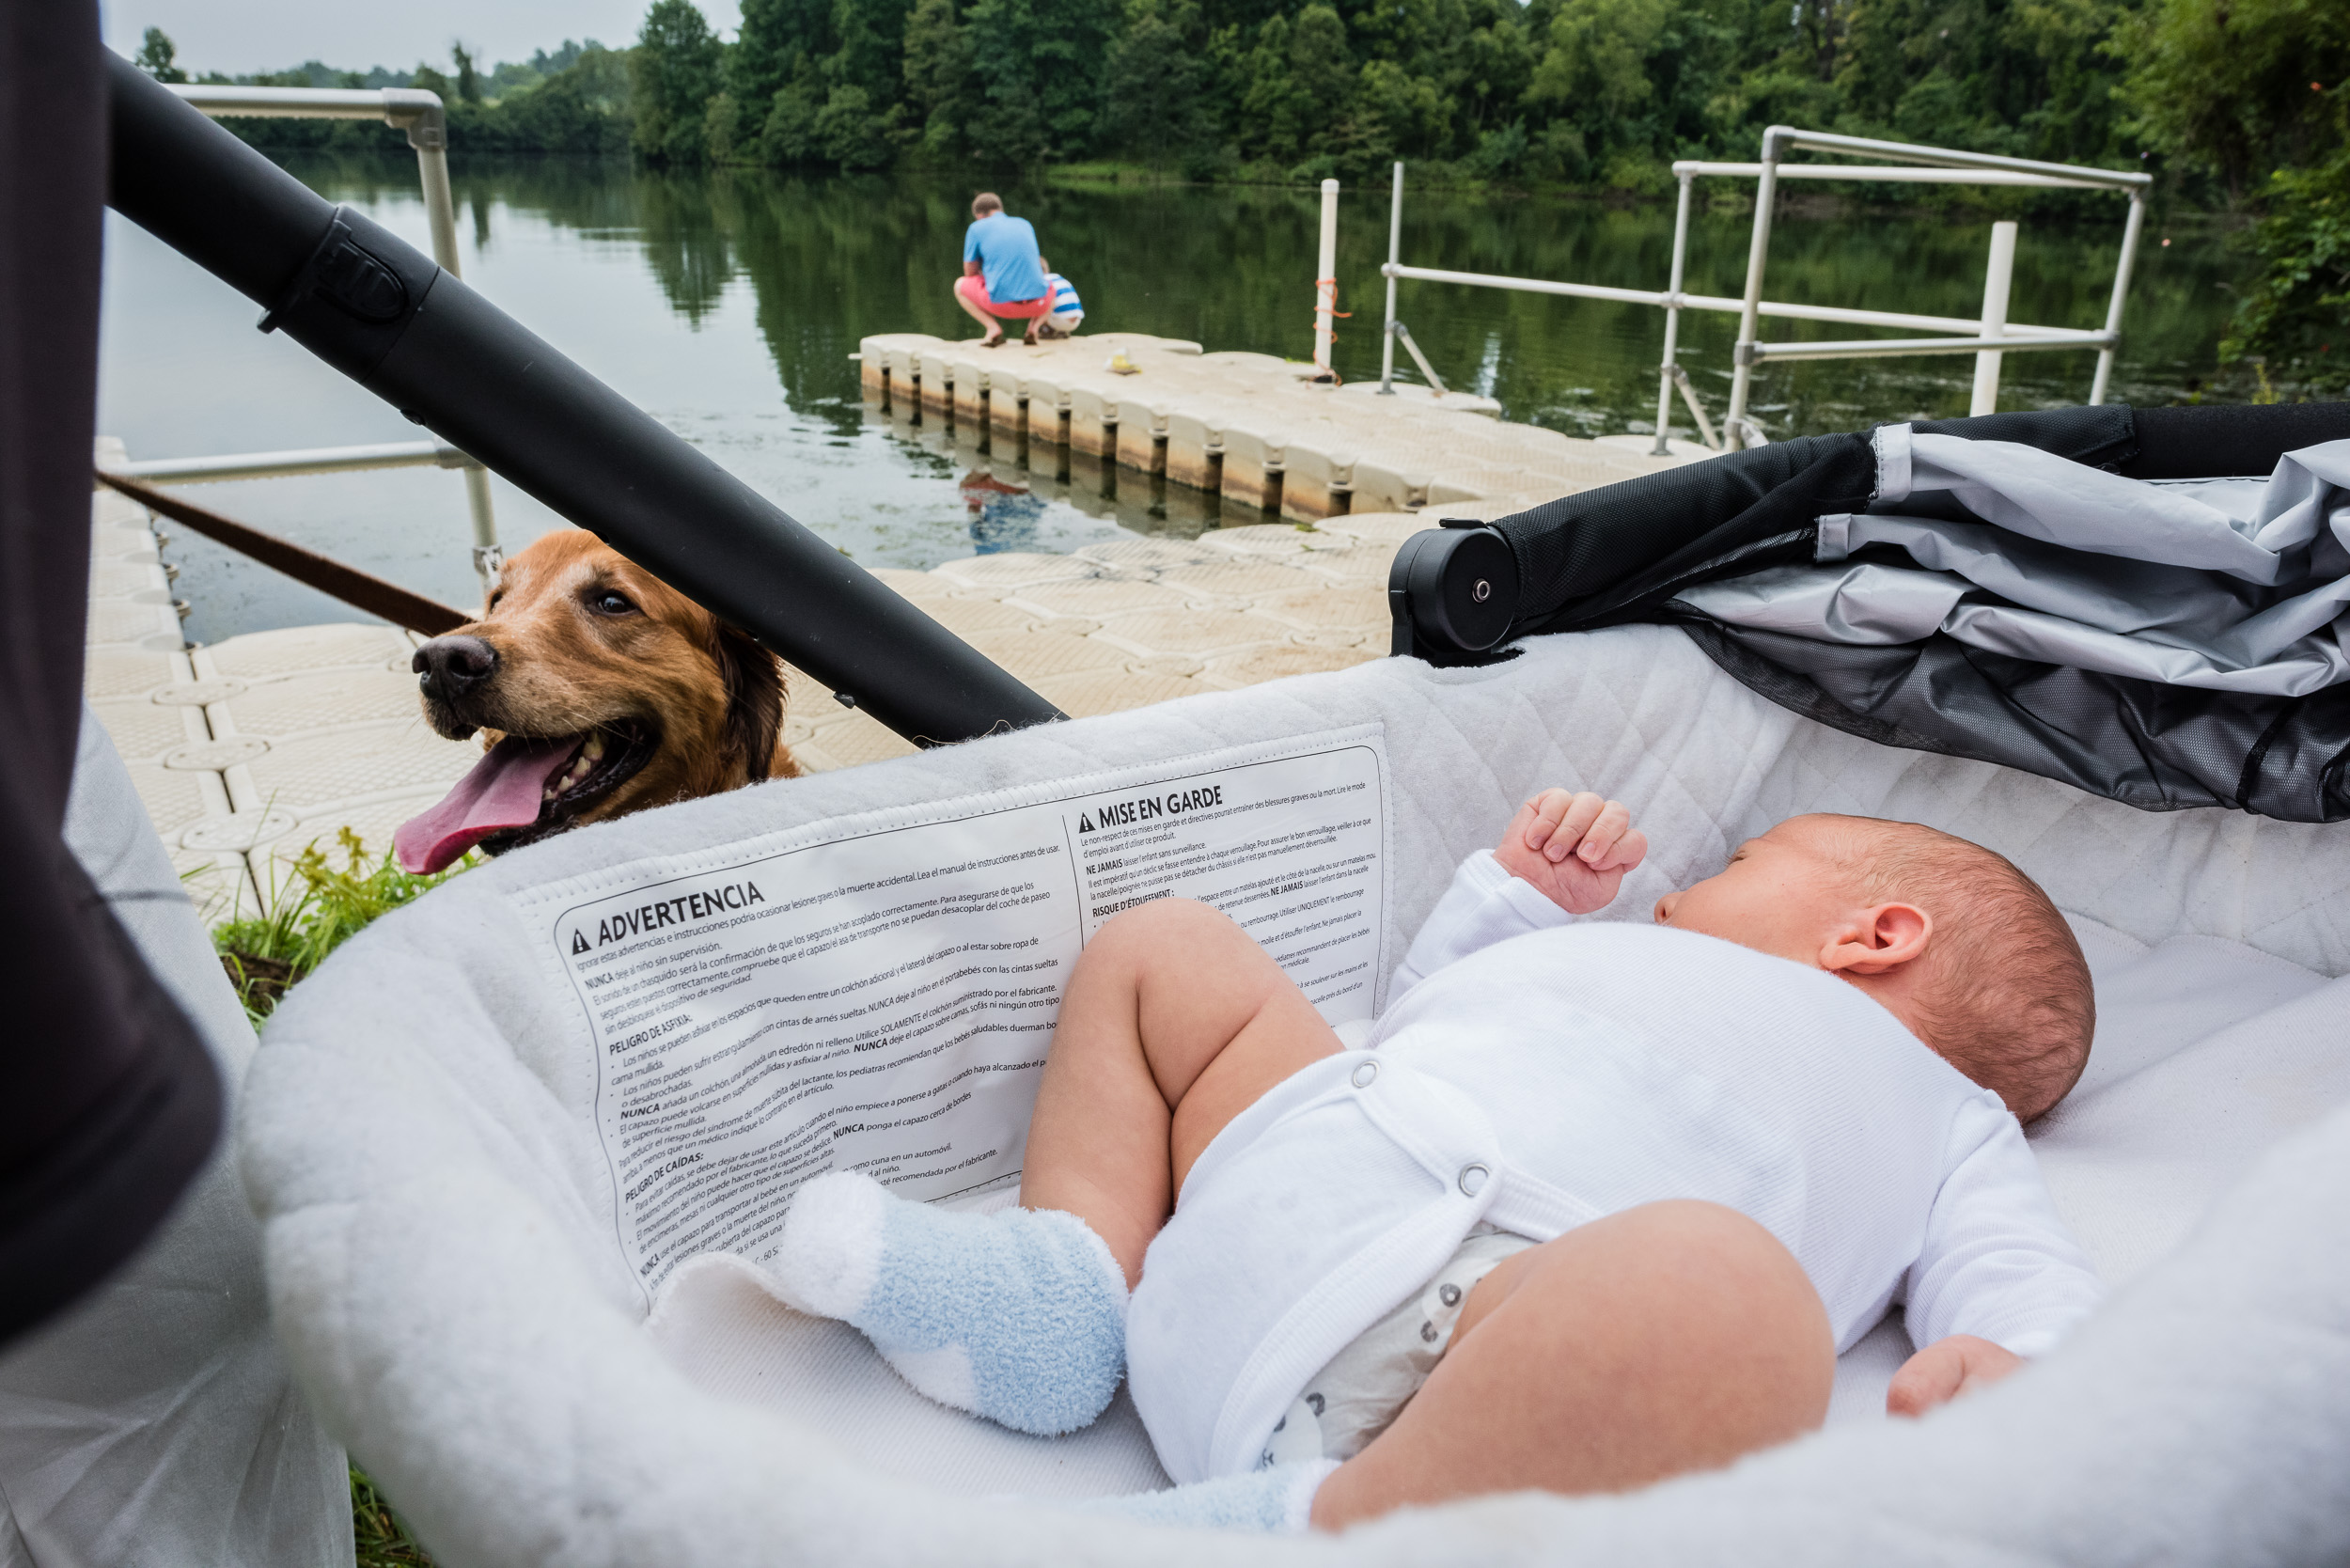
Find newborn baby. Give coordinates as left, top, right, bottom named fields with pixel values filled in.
left=767, top=794, right=2102, bottom=1531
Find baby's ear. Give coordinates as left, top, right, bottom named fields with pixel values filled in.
left=1821, top=902, right=1932, bottom=975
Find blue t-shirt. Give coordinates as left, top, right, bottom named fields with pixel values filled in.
left=963, top=213, right=1047, bottom=305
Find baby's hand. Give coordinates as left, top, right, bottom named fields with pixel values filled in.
left=1493, top=789, right=1648, bottom=916
left=1886, top=1334, right=2022, bottom=1417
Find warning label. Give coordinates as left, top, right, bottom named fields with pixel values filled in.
left=529, top=729, right=1388, bottom=1296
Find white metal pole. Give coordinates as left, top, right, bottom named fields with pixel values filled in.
left=408, top=121, right=501, bottom=585
left=1726, top=140, right=1782, bottom=448
left=1654, top=171, right=1695, bottom=454
left=1380, top=164, right=1402, bottom=394
left=1315, top=179, right=1340, bottom=380
left=462, top=468, right=502, bottom=586
left=418, top=139, right=503, bottom=584
left=109, top=441, right=468, bottom=483
left=415, top=144, right=463, bottom=277
left=2090, top=192, right=2145, bottom=406
left=1970, top=220, right=2017, bottom=417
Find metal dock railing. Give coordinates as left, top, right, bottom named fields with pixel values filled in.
left=1376, top=126, right=2151, bottom=454
left=111, top=85, right=504, bottom=588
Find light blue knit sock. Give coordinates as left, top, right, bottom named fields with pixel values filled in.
left=768, top=1171, right=1128, bottom=1436
left=1076, top=1461, right=1340, bottom=1533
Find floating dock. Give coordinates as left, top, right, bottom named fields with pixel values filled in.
left=88, top=337, right=1693, bottom=916
left=855, top=331, right=1688, bottom=520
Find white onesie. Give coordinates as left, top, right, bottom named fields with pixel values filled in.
left=1124, top=852, right=2103, bottom=1485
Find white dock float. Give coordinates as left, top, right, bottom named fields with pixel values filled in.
left=858, top=331, right=1684, bottom=520
left=86, top=354, right=1687, bottom=909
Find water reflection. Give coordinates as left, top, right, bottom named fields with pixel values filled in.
left=217, top=151, right=2236, bottom=432
left=880, top=383, right=1253, bottom=548
left=100, top=152, right=2234, bottom=641
left=959, top=469, right=1044, bottom=553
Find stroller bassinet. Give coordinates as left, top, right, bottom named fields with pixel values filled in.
left=244, top=412, right=2350, bottom=1567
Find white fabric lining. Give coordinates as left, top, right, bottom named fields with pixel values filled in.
left=243, top=624, right=2350, bottom=1565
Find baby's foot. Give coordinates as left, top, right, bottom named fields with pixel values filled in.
left=768, top=1171, right=1128, bottom=1435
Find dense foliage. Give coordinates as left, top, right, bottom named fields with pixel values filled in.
left=137, top=0, right=2346, bottom=386
left=155, top=0, right=2321, bottom=191
left=2221, top=149, right=2350, bottom=395
left=175, top=41, right=636, bottom=155
left=650, top=0, right=2159, bottom=190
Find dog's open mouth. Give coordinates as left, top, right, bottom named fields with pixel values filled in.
left=393, top=721, right=656, bottom=874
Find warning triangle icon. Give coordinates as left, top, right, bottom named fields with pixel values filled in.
left=1078, top=813, right=1096, bottom=834
left=571, top=930, right=590, bottom=956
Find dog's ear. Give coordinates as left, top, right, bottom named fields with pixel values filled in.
left=708, top=620, right=785, bottom=783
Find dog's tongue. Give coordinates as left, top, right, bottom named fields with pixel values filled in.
left=395, top=735, right=580, bottom=875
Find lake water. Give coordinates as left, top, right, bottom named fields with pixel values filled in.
left=98, top=156, right=2236, bottom=644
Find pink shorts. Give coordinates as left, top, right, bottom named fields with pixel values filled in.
left=957, top=273, right=1055, bottom=320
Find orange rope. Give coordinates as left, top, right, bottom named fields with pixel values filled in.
left=1312, top=277, right=1354, bottom=383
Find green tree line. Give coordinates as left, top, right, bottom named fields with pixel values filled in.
left=134, top=0, right=2346, bottom=389
left=135, top=26, right=636, bottom=154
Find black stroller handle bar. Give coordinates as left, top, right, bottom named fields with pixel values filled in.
left=104, top=55, right=1065, bottom=746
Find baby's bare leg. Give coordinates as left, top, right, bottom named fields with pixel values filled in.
left=1020, top=899, right=1340, bottom=1286
left=1310, top=1200, right=1834, bottom=1529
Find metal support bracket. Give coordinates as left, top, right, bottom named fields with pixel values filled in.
left=1667, top=364, right=1723, bottom=452
left=164, top=81, right=498, bottom=596
left=1388, top=321, right=1450, bottom=396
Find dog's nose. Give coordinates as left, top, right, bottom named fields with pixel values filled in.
left=413, top=635, right=498, bottom=700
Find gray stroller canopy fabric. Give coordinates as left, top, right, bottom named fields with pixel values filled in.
left=1483, top=402, right=2350, bottom=821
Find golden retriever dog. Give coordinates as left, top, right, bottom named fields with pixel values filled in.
left=394, top=529, right=798, bottom=874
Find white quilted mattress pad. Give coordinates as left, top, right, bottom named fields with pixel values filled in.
left=244, top=624, right=2350, bottom=1567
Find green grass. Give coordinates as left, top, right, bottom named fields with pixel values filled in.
left=352, top=1465, right=436, bottom=1568
left=212, top=827, right=474, bottom=1026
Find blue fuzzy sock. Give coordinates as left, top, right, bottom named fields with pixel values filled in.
left=1076, top=1461, right=1340, bottom=1533
left=768, top=1171, right=1128, bottom=1436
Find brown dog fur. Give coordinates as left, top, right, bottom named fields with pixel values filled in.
left=416, top=529, right=797, bottom=847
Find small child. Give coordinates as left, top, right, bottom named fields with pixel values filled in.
left=1034, top=271, right=1084, bottom=338
left=767, top=794, right=2102, bottom=1531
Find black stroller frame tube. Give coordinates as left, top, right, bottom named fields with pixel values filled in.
left=104, top=56, right=1064, bottom=746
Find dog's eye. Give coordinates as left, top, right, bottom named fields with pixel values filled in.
left=587, top=589, right=637, bottom=617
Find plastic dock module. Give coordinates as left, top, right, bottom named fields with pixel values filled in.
left=82, top=438, right=256, bottom=914
left=82, top=443, right=1418, bottom=903
left=80, top=340, right=1690, bottom=887
left=858, top=331, right=1688, bottom=522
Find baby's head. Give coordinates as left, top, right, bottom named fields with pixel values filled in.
left=1654, top=814, right=2092, bottom=1121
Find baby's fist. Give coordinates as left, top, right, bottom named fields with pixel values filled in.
left=1494, top=789, right=1647, bottom=916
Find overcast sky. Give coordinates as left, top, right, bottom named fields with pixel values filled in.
left=101, top=0, right=741, bottom=75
